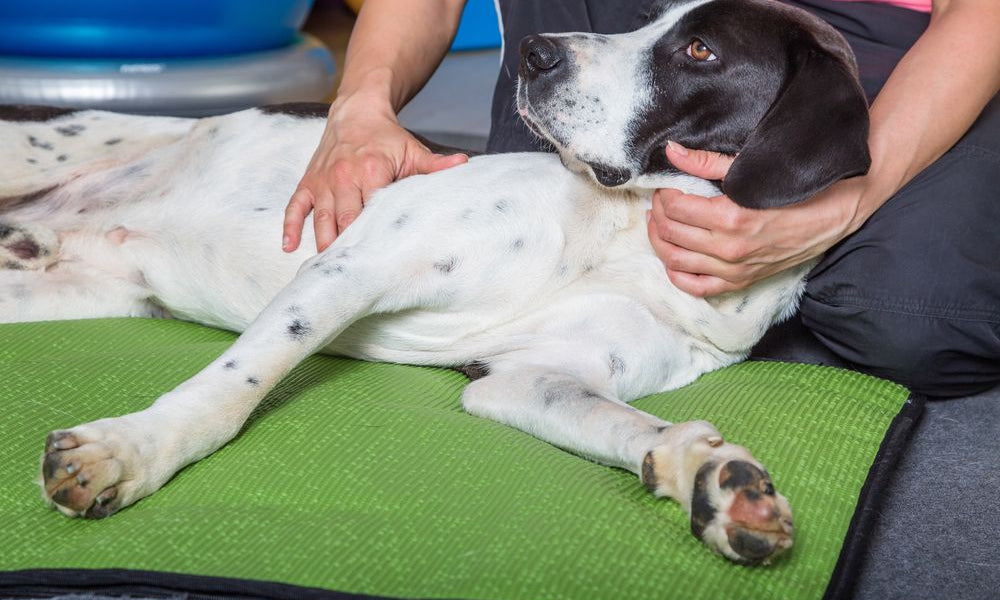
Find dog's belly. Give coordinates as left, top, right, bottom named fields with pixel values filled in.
left=57, top=149, right=637, bottom=341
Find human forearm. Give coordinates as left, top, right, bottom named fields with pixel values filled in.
left=335, top=0, right=467, bottom=116
left=284, top=0, right=468, bottom=253
left=853, top=0, right=1000, bottom=228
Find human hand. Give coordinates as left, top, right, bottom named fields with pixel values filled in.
left=283, top=92, right=468, bottom=253
left=647, top=141, right=869, bottom=297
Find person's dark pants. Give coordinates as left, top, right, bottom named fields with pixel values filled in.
left=486, top=0, right=1000, bottom=399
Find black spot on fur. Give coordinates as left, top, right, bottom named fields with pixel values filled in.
left=119, top=163, right=147, bottom=178
left=509, top=238, right=525, bottom=252
left=55, top=124, right=85, bottom=136
left=0, top=224, right=13, bottom=239
left=28, top=136, right=54, bottom=151
left=6, top=238, right=40, bottom=260
left=223, top=360, right=239, bottom=370
left=456, top=361, right=490, bottom=381
left=393, top=213, right=410, bottom=228
left=609, top=353, right=626, bottom=376
left=258, top=102, right=330, bottom=119
left=735, top=296, right=750, bottom=313
left=433, top=257, right=458, bottom=274
left=690, top=461, right=719, bottom=540
left=57, top=154, right=68, bottom=162
left=434, top=256, right=458, bottom=274
left=104, top=138, right=123, bottom=146
left=253, top=207, right=269, bottom=212
left=494, top=199, right=509, bottom=213
left=642, top=452, right=659, bottom=493
left=26, top=158, right=37, bottom=165
left=287, top=319, right=312, bottom=339
left=0, top=104, right=78, bottom=122
left=322, top=264, right=345, bottom=276
left=3, top=261, right=26, bottom=270
left=540, top=380, right=602, bottom=407
left=246, top=376, right=260, bottom=387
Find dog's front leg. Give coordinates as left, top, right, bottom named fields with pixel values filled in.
left=38, top=250, right=379, bottom=519
left=462, top=365, right=794, bottom=564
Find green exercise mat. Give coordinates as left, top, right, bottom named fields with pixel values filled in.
left=0, top=318, right=916, bottom=600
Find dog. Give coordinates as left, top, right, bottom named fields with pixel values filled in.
left=1, top=0, right=869, bottom=565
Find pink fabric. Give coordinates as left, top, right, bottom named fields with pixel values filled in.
left=834, top=0, right=932, bottom=12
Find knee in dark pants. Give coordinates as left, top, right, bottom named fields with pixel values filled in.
left=799, top=295, right=1000, bottom=399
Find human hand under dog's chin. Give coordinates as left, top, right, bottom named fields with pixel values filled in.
left=648, top=141, right=870, bottom=297
left=283, top=93, right=468, bottom=254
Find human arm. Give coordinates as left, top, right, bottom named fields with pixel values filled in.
left=648, top=0, right=1000, bottom=296
left=283, top=0, right=469, bottom=253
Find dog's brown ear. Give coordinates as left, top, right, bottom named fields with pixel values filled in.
left=723, top=47, right=870, bottom=209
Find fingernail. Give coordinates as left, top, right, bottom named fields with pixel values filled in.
left=282, top=235, right=291, bottom=250
left=666, top=140, right=689, bottom=157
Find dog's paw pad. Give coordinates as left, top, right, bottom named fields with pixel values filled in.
left=692, top=459, right=794, bottom=565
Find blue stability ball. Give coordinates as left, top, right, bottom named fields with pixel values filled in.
left=451, top=0, right=501, bottom=51
left=0, top=0, right=313, bottom=58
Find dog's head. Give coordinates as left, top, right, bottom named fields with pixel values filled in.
left=516, top=0, right=870, bottom=208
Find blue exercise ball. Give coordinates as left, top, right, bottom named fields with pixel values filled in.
left=0, top=0, right=314, bottom=59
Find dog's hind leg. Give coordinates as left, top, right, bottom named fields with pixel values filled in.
left=0, top=268, right=160, bottom=323
left=461, top=364, right=794, bottom=565
left=0, top=106, right=193, bottom=200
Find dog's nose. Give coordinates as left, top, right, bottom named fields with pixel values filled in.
left=519, top=35, right=563, bottom=78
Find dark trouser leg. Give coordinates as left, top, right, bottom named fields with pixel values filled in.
left=801, top=97, right=1000, bottom=398
left=784, top=0, right=1000, bottom=398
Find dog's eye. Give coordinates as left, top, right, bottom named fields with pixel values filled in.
left=686, top=39, right=717, bottom=62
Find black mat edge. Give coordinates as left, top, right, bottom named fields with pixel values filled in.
left=822, top=392, right=926, bottom=600
left=0, top=567, right=430, bottom=600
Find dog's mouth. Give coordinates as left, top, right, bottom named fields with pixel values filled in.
left=585, top=162, right=632, bottom=187
left=517, top=85, right=634, bottom=189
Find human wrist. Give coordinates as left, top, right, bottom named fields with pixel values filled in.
left=842, top=173, right=891, bottom=234
left=331, top=67, right=400, bottom=120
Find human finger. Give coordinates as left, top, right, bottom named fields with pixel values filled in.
left=665, top=140, right=735, bottom=181
left=283, top=187, right=315, bottom=253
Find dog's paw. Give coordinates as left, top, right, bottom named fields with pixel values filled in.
left=688, top=458, right=793, bottom=564
left=642, top=429, right=793, bottom=565
left=39, top=420, right=150, bottom=519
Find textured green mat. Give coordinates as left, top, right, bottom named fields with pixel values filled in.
left=0, top=319, right=911, bottom=600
